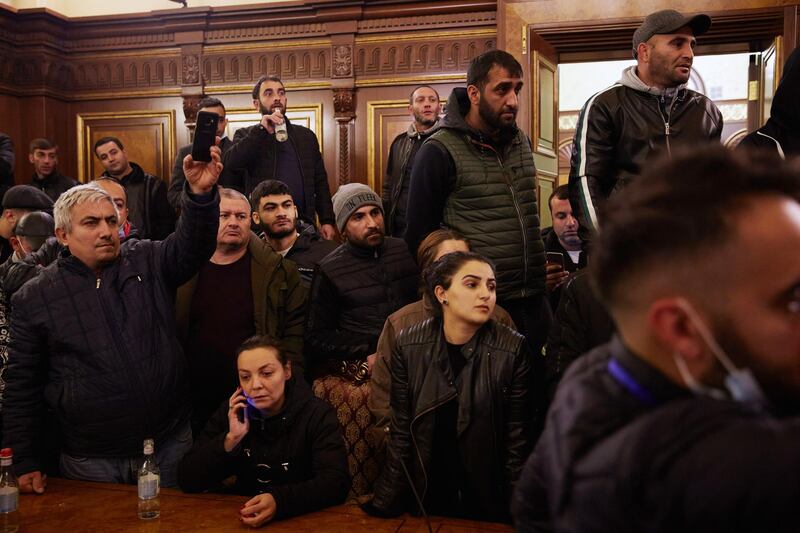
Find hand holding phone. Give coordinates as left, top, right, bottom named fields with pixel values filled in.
left=191, top=111, right=220, bottom=163
left=224, top=387, right=250, bottom=452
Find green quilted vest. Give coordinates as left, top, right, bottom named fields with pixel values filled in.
left=433, top=127, right=545, bottom=300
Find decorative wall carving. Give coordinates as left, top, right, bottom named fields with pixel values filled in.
left=182, top=94, right=202, bottom=124
left=332, top=45, right=353, bottom=78
left=333, top=88, right=356, bottom=117
left=182, top=55, right=201, bottom=85
left=202, top=49, right=329, bottom=85
left=205, top=23, right=327, bottom=42
left=354, top=37, right=496, bottom=77
left=357, top=11, right=496, bottom=33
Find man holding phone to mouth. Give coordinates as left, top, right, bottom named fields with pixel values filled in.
left=221, top=75, right=337, bottom=241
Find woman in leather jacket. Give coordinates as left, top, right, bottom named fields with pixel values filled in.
left=364, top=251, right=533, bottom=522
left=177, top=335, right=349, bottom=527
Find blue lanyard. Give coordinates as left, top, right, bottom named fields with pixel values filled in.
left=607, top=358, right=658, bottom=407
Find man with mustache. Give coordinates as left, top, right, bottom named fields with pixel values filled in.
left=569, top=10, right=722, bottom=241
left=382, top=85, right=441, bottom=237
left=222, top=75, right=337, bottom=241
left=174, top=187, right=306, bottom=434
left=306, top=183, right=418, bottom=380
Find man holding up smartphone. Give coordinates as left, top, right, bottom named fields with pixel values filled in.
left=221, top=76, right=337, bottom=240
left=543, top=185, right=586, bottom=294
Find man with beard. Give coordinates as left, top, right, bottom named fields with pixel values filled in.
left=222, top=75, right=336, bottom=240
left=382, top=85, right=441, bottom=237
left=404, top=49, right=549, bottom=364
left=94, top=136, right=176, bottom=240
left=542, top=185, right=586, bottom=308
left=250, top=179, right=337, bottom=287
left=175, top=187, right=305, bottom=433
left=27, top=139, right=78, bottom=203
left=569, top=10, right=722, bottom=240
left=513, top=147, right=800, bottom=532
left=306, top=183, right=418, bottom=379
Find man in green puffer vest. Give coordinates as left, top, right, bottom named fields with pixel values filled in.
left=404, top=50, right=550, bottom=359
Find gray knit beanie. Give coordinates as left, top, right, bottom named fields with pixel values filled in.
left=331, top=183, right=383, bottom=233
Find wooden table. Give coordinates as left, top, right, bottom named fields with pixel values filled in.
left=18, top=478, right=514, bottom=532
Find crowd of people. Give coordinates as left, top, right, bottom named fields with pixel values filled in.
left=0, top=7, right=797, bottom=531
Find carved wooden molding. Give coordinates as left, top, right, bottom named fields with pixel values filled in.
left=332, top=44, right=353, bottom=78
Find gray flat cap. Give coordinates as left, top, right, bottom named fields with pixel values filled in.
left=632, top=10, right=711, bottom=57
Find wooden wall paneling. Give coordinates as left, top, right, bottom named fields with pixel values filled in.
left=76, top=110, right=176, bottom=183
left=365, top=99, right=410, bottom=194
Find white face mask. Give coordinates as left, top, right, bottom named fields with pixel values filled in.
left=672, top=299, right=769, bottom=412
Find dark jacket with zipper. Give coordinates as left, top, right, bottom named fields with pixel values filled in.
left=370, top=317, right=532, bottom=521
left=382, top=121, right=440, bottom=237
left=103, top=162, right=176, bottom=240
left=282, top=222, right=339, bottom=288
left=403, top=88, right=545, bottom=301
left=221, top=120, right=335, bottom=226
left=29, top=171, right=78, bottom=203
left=168, top=137, right=233, bottom=210
left=305, top=237, right=418, bottom=368
left=175, top=232, right=307, bottom=373
left=177, top=377, right=349, bottom=520
left=3, top=187, right=220, bottom=476
left=513, top=336, right=800, bottom=533
left=568, top=66, right=722, bottom=236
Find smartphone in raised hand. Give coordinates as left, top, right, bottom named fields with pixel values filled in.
left=191, top=111, right=220, bottom=163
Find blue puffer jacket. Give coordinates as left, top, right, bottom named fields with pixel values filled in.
left=3, top=188, right=220, bottom=476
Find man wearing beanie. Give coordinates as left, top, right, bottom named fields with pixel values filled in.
left=306, top=182, right=419, bottom=381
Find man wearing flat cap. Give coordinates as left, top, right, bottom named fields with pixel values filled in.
left=0, top=185, right=54, bottom=263
left=305, top=183, right=418, bottom=380
left=569, top=9, right=723, bottom=240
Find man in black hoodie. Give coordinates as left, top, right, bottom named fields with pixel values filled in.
left=404, top=49, right=549, bottom=358
left=738, top=47, right=800, bottom=158
left=94, top=136, right=175, bottom=240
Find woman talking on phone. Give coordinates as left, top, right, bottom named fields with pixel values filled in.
left=364, top=251, right=533, bottom=522
left=178, top=336, right=349, bottom=527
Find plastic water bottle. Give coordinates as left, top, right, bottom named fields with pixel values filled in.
left=137, top=439, right=160, bottom=520
left=274, top=109, right=288, bottom=142
left=0, top=448, right=19, bottom=533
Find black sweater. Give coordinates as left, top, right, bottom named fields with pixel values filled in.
left=177, top=378, right=349, bottom=520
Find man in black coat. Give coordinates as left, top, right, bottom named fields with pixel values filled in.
left=94, top=136, right=175, bottom=240
left=168, top=97, right=232, bottom=210
left=3, top=145, right=223, bottom=493
left=513, top=147, right=800, bottom=532
left=305, top=183, right=418, bottom=378
left=221, top=75, right=336, bottom=240
left=27, top=138, right=78, bottom=202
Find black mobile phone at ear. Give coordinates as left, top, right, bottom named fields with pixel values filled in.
left=191, top=111, right=220, bottom=162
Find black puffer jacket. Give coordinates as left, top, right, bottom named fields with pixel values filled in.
left=568, top=66, right=722, bottom=235
left=283, top=222, right=338, bottom=287
left=382, top=121, right=440, bottom=237
left=103, top=162, right=175, bottom=240
left=29, top=172, right=78, bottom=203
left=738, top=48, right=800, bottom=158
left=3, top=188, right=219, bottom=476
left=221, top=121, right=335, bottom=226
left=305, top=237, right=418, bottom=366
left=371, top=317, right=532, bottom=521
left=177, top=377, right=349, bottom=519
left=513, top=337, right=800, bottom=532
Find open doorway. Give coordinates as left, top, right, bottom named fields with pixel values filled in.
left=556, top=53, right=751, bottom=183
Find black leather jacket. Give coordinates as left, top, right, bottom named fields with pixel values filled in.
left=568, top=68, right=722, bottom=235
left=371, top=317, right=532, bottom=521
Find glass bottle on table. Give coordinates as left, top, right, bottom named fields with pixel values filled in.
left=0, top=448, right=19, bottom=533
left=137, top=438, right=160, bottom=520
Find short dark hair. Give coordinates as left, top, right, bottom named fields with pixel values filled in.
left=423, top=251, right=495, bottom=317
left=593, top=146, right=800, bottom=310
left=548, top=185, right=570, bottom=212
left=416, top=228, right=470, bottom=272
left=408, top=85, right=440, bottom=105
left=249, top=180, right=292, bottom=212
left=93, top=136, right=123, bottom=154
left=251, top=75, right=285, bottom=100
left=235, top=335, right=286, bottom=366
left=198, top=97, right=225, bottom=112
left=29, top=138, right=56, bottom=154
left=467, top=50, right=523, bottom=89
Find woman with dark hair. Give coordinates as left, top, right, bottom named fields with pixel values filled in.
left=177, top=335, right=349, bottom=527
left=368, top=229, right=515, bottom=435
left=364, top=252, right=532, bottom=522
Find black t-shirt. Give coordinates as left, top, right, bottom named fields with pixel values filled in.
left=186, top=251, right=256, bottom=429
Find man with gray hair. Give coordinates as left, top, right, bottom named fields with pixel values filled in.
left=3, top=145, right=223, bottom=493
left=569, top=9, right=722, bottom=240
left=174, top=186, right=306, bottom=434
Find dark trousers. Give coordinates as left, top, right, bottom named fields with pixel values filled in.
left=499, top=293, right=553, bottom=443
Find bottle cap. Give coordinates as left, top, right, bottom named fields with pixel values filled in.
left=143, top=438, right=154, bottom=454
left=0, top=448, right=12, bottom=458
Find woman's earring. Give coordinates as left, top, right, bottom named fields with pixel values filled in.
left=442, top=299, right=448, bottom=306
